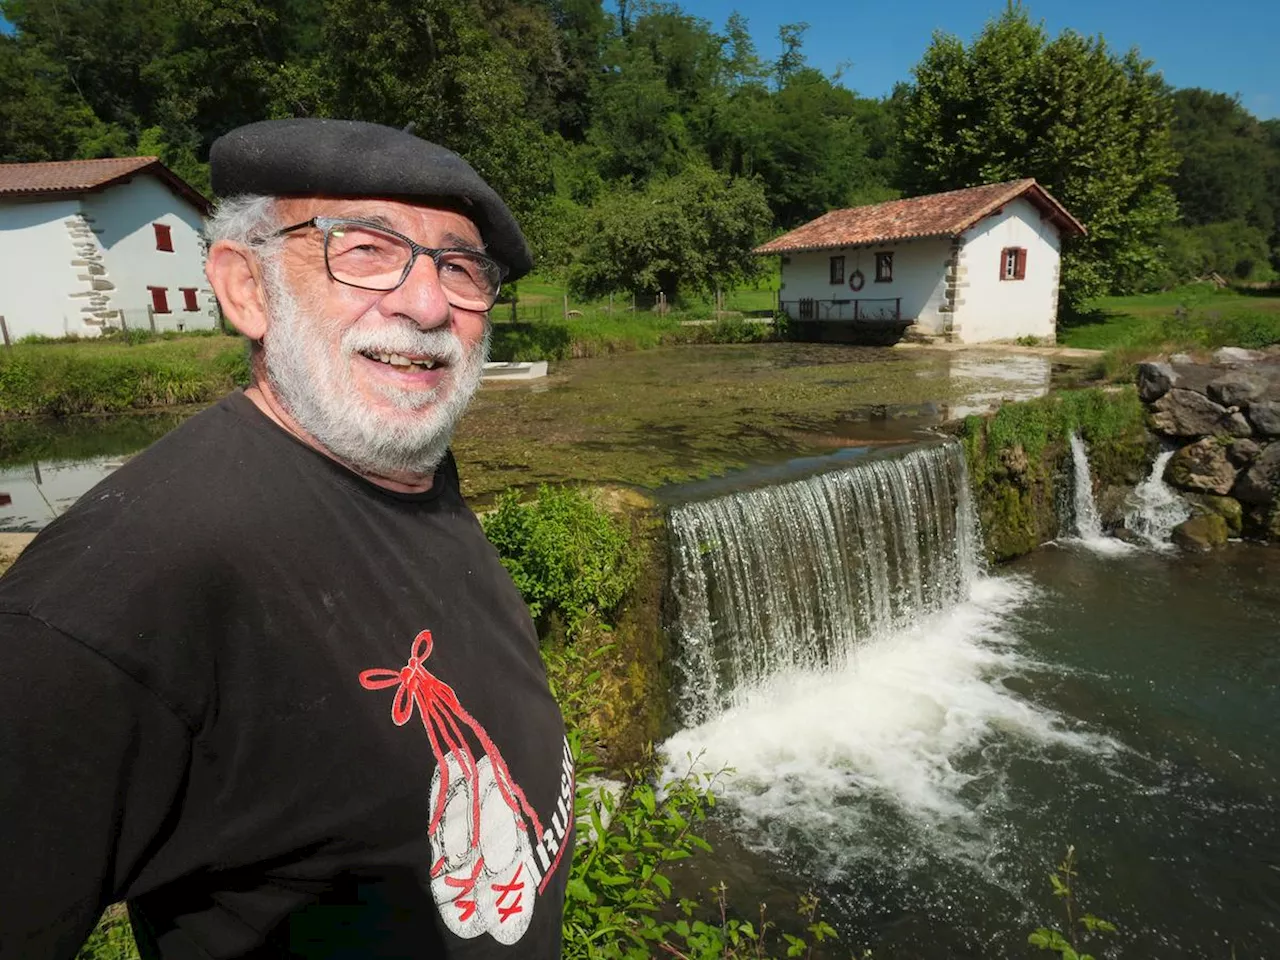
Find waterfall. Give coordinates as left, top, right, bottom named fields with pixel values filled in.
left=1067, top=432, right=1104, bottom=540
left=666, top=441, right=980, bottom=726
left=1124, top=450, right=1191, bottom=548
left=1063, top=432, right=1137, bottom=555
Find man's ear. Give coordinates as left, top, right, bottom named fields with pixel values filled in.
left=206, top=241, right=270, bottom=342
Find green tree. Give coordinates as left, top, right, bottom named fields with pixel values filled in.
left=900, top=3, right=1179, bottom=308
left=569, top=164, right=771, bottom=301
left=0, top=35, right=128, bottom=162
left=1169, top=88, right=1277, bottom=229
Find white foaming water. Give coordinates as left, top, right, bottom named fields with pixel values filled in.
left=1124, top=449, right=1191, bottom=549
left=661, top=575, right=1119, bottom=870
left=1064, top=432, right=1136, bottom=557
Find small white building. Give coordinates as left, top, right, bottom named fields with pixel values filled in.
left=755, top=179, right=1086, bottom=344
left=0, top=157, right=215, bottom=340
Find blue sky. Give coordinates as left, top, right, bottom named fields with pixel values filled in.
left=677, top=0, right=1280, bottom=118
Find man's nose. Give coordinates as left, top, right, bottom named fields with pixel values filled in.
left=376, top=251, right=452, bottom=329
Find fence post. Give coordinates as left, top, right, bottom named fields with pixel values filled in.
left=119, top=309, right=128, bottom=333
left=0, top=315, right=10, bottom=350
left=147, top=304, right=157, bottom=333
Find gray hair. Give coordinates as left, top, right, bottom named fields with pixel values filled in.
left=204, top=194, right=283, bottom=255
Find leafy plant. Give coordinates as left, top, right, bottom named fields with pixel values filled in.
left=564, top=749, right=841, bottom=959
left=481, top=485, right=639, bottom=640
left=1028, top=846, right=1117, bottom=960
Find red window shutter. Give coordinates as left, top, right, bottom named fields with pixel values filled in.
left=1015, top=248, right=1027, bottom=280
left=181, top=288, right=199, bottom=311
left=148, top=286, right=170, bottom=314
left=153, top=223, right=173, bottom=252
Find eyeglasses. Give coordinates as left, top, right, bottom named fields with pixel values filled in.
left=272, top=217, right=508, bottom=311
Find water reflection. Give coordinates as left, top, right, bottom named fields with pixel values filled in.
left=937, top=353, right=1054, bottom=420
left=0, top=457, right=125, bottom=530
left=0, top=410, right=193, bottom=532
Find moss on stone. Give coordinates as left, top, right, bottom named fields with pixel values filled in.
left=958, top=387, right=1150, bottom=562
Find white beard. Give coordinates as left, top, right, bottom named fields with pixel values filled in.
left=260, top=260, right=489, bottom=480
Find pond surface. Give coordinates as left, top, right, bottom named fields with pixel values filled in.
left=0, top=344, right=1077, bottom=530
left=663, top=542, right=1280, bottom=958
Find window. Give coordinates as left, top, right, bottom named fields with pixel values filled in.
left=1001, top=247, right=1027, bottom=281
left=829, top=255, right=845, bottom=285
left=147, top=286, right=171, bottom=314
left=875, top=252, right=893, bottom=283
left=181, top=287, right=200, bottom=312
left=153, top=223, right=174, bottom=252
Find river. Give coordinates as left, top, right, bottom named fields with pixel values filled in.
left=662, top=447, right=1279, bottom=958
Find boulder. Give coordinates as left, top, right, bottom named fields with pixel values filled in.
left=1231, top=442, right=1280, bottom=505
left=1186, top=493, right=1244, bottom=536
left=1227, top=437, right=1262, bottom=467
left=1097, top=485, right=1132, bottom=529
left=1164, top=437, right=1238, bottom=495
left=1213, top=347, right=1264, bottom=365
left=1136, top=362, right=1175, bottom=403
left=1207, top=374, right=1266, bottom=407
left=1171, top=513, right=1229, bottom=551
left=1149, top=389, right=1252, bottom=438
left=1246, top=400, right=1280, bottom=437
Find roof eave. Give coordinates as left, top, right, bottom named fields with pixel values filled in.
left=753, top=230, right=955, bottom=256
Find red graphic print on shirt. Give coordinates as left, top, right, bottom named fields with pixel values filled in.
left=359, top=630, right=574, bottom=945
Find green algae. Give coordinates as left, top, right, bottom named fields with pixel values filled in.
left=454, top=343, right=1086, bottom=501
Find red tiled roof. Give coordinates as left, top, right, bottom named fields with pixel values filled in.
left=0, top=157, right=211, bottom=213
left=754, top=179, right=1085, bottom=255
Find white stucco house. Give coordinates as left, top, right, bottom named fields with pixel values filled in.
left=0, top=157, right=215, bottom=340
left=755, top=179, right=1086, bottom=344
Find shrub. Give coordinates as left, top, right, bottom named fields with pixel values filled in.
left=481, top=485, right=638, bottom=639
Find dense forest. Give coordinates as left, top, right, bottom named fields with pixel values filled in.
left=2, top=0, right=1278, bottom=308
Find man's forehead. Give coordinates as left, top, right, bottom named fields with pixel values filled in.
left=276, top=196, right=484, bottom=246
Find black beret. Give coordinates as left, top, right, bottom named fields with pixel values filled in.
left=209, top=118, right=532, bottom=280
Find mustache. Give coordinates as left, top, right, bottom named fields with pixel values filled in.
left=340, top=324, right=468, bottom=366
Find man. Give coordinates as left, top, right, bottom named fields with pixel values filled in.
left=0, top=119, right=573, bottom=958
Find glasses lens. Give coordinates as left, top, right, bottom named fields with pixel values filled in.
left=325, top=223, right=412, bottom=291
left=437, top=251, right=502, bottom=310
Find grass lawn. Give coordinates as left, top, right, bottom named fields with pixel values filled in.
left=1059, top=284, right=1280, bottom=353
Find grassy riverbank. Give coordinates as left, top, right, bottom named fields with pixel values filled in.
left=1061, top=285, right=1280, bottom=379
left=0, top=335, right=250, bottom=417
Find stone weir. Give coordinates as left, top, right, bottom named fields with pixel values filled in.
left=663, top=441, right=981, bottom=727
left=1138, top=348, right=1280, bottom=546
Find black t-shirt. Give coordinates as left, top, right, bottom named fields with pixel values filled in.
left=0, top=392, right=572, bottom=959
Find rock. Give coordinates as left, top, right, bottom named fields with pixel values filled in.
left=1207, top=374, right=1266, bottom=407
left=1136, top=361, right=1175, bottom=403
left=1269, top=505, right=1280, bottom=541
left=1231, top=442, right=1280, bottom=505
left=1227, top=437, right=1262, bottom=467
left=1246, top=400, right=1280, bottom=437
left=1213, top=347, right=1264, bottom=365
left=1097, top=485, right=1132, bottom=529
left=1171, top=513, right=1229, bottom=550
left=1186, top=493, right=1244, bottom=536
left=1164, top=437, right=1238, bottom=495
left=998, top=444, right=1031, bottom=488
left=1170, top=353, right=1194, bottom=365
left=1149, top=389, right=1252, bottom=438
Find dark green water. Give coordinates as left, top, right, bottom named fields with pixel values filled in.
left=664, top=544, right=1280, bottom=958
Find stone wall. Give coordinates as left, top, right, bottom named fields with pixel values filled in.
left=1138, top=349, right=1280, bottom=548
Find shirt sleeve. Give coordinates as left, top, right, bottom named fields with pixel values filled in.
left=0, top=614, right=192, bottom=960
